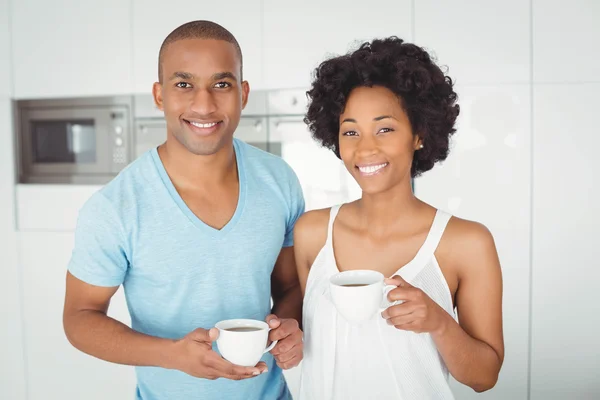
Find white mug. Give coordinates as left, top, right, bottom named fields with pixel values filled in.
left=329, top=270, right=400, bottom=324
left=215, top=319, right=278, bottom=367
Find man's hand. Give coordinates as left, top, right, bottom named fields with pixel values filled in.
left=266, top=314, right=303, bottom=369
left=172, top=328, right=268, bottom=380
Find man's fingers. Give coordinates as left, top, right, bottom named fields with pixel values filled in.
left=269, top=319, right=299, bottom=341
left=274, top=343, right=302, bottom=363
left=208, top=354, right=261, bottom=377
left=276, top=352, right=301, bottom=370
left=266, top=314, right=281, bottom=329
left=270, top=331, right=303, bottom=356
left=190, top=327, right=218, bottom=343
left=255, top=361, right=268, bottom=373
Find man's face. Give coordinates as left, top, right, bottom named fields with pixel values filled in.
left=153, top=38, right=249, bottom=156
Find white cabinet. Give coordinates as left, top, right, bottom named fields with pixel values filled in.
left=0, top=97, right=27, bottom=400
left=0, top=0, right=10, bottom=97
left=414, top=0, right=530, bottom=85
left=415, top=84, right=531, bottom=400
left=530, top=84, right=600, bottom=400
left=18, top=232, right=134, bottom=400
left=11, top=0, right=133, bottom=99
left=263, top=0, right=413, bottom=89
left=132, top=0, right=264, bottom=94
left=16, top=184, right=102, bottom=231
left=533, top=0, right=600, bottom=83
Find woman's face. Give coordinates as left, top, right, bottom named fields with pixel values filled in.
left=338, top=85, right=421, bottom=195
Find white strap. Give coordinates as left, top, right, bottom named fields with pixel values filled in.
left=418, top=210, right=452, bottom=260
left=326, top=204, right=342, bottom=245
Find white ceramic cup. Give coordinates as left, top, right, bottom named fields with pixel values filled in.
left=329, top=270, right=399, bottom=323
left=215, top=319, right=278, bottom=367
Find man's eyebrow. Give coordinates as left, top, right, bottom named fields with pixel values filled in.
left=169, top=71, right=194, bottom=80
left=212, top=72, right=237, bottom=81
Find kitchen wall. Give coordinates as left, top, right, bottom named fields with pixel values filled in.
left=0, top=0, right=27, bottom=399
left=1, top=1, right=599, bottom=400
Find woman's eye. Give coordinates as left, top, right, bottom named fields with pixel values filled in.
left=342, top=131, right=358, bottom=136
left=378, top=127, right=393, bottom=134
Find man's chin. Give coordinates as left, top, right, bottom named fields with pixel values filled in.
left=182, top=136, right=231, bottom=157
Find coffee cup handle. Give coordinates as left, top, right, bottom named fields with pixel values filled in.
left=380, top=284, right=403, bottom=311
left=264, top=329, right=278, bottom=353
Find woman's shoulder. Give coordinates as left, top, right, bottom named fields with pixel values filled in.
left=294, top=207, right=334, bottom=244
left=446, top=215, right=495, bottom=246
left=438, top=213, right=499, bottom=272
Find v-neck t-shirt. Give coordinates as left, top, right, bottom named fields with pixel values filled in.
left=67, top=138, right=305, bottom=400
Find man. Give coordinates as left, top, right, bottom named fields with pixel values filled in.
left=63, top=20, right=305, bottom=400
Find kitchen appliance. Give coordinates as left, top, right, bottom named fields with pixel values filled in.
left=15, top=96, right=133, bottom=184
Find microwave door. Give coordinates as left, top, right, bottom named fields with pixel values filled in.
left=22, top=108, right=112, bottom=176
left=134, top=119, right=167, bottom=159
left=268, top=117, right=362, bottom=211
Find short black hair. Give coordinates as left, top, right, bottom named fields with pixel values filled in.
left=158, top=20, right=243, bottom=82
left=304, top=37, right=460, bottom=178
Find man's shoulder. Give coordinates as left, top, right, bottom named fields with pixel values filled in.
left=237, top=139, right=295, bottom=175
left=89, top=150, right=159, bottom=213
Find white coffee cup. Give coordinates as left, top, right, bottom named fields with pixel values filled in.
left=215, top=319, right=278, bottom=367
left=329, top=270, right=399, bottom=323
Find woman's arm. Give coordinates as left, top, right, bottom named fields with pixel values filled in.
left=432, top=220, right=504, bottom=391
left=293, top=208, right=330, bottom=295
left=383, top=219, right=504, bottom=392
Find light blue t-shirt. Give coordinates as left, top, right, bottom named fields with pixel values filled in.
left=67, top=138, right=305, bottom=400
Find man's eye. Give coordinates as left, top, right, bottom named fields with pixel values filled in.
left=176, top=82, right=191, bottom=88
left=214, top=82, right=231, bottom=89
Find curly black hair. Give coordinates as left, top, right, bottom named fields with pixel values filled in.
left=304, top=37, right=460, bottom=178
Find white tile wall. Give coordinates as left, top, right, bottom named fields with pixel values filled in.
left=0, top=0, right=10, bottom=97
left=415, top=84, right=531, bottom=399
left=414, top=0, right=531, bottom=85
left=263, top=0, right=413, bottom=89
left=0, top=98, right=27, bottom=400
left=533, top=0, right=600, bottom=83
left=11, top=0, right=133, bottom=98
left=0, top=1, right=26, bottom=396
left=530, top=83, right=600, bottom=399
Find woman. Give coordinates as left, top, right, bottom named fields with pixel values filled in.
left=294, top=37, right=504, bottom=399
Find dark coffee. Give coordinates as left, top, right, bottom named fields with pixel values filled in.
left=341, top=283, right=369, bottom=287
left=225, top=327, right=262, bottom=332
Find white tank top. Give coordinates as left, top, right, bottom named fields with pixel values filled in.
left=299, top=204, right=457, bottom=400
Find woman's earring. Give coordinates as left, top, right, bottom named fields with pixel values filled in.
left=418, top=143, right=424, bottom=149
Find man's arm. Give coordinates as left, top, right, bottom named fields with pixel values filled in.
left=270, top=246, right=303, bottom=324
left=63, top=272, right=266, bottom=379
left=266, top=246, right=305, bottom=370
left=63, top=192, right=265, bottom=380
left=63, top=272, right=175, bottom=367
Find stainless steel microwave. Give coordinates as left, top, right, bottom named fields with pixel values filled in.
left=15, top=96, right=133, bottom=184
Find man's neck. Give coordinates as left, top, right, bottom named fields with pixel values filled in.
left=157, top=138, right=238, bottom=191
